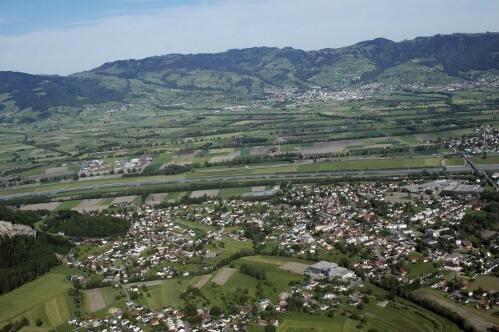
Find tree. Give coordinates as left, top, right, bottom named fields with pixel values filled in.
left=184, top=303, right=197, bottom=317
left=265, top=325, right=276, bottom=332
left=209, top=306, right=222, bottom=317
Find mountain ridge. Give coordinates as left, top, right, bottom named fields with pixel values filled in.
left=0, top=32, right=498, bottom=120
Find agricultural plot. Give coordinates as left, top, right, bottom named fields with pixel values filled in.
left=0, top=266, right=77, bottom=329
left=414, top=288, right=499, bottom=331
left=211, top=267, right=237, bottom=286
left=252, top=186, right=266, bottom=191
left=19, top=202, right=61, bottom=211
left=297, top=157, right=443, bottom=172
left=194, top=275, right=212, bottom=289
left=85, top=289, right=106, bottom=312
left=190, top=189, right=219, bottom=198
left=111, top=195, right=137, bottom=205
left=277, top=313, right=346, bottom=332
left=53, top=200, right=82, bottom=211
left=468, top=275, right=499, bottom=291
left=71, top=199, right=109, bottom=213
left=144, top=278, right=199, bottom=309
left=209, top=150, right=241, bottom=163
left=219, top=187, right=250, bottom=198
left=250, top=146, right=279, bottom=155
left=145, top=193, right=167, bottom=205
left=301, top=140, right=359, bottom=154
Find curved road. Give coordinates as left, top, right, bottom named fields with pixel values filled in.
left=1, top=165, right=497, bottom=201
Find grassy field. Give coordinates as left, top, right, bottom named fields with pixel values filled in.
left=406, top=261, right=438, bottom=277
left=201, top=256, right=306, bottom=308
left=145, top=277, right=200, bottom=309
left=297, top=157, right=443, bottom=172
left=468, top=275, right=499, bottom=291
left=415, top=288, right=499, bottom=330
left=471, top=155, right=499, bottom=165
left=53, top=200, right=82, bottom=211
left=277, top=313, right=346, bottom=331
left=219, top=187, right=251, bottom=198
left=0, top=266, right=80, bottom=329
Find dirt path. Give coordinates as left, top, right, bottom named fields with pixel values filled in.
left=414, top=290, right=495, bottom=331
left=86, top=289, right=106, bottom=312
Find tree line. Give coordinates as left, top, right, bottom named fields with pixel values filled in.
left=0, top=232, right=70, bottom=294
left=41, top=210, right=130, bottom=238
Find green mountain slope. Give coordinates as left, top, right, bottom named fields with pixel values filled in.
left=0, top=32, right=498, bottom=117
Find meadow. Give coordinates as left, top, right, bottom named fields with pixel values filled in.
left=0, top=266, right=79, bottom=329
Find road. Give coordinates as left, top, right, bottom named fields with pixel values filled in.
left=2, top=164, right=498, bottom=200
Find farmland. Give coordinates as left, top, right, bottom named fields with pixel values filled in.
left=0, top=33, right=498, bottom=332
left=1, top=85, right=498, bottom=201
left=0, top=266, right=78, bottom=329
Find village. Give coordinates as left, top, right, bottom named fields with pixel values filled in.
left=62, top=176, right=498, bottom=331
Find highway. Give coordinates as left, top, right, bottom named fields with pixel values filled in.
left=1, top=164, right=498, bottom=201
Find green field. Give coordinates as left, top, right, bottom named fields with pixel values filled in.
left=297, top=157, right=443, bottom=172
left=277, top=313, right=346, bottom=331
left=415, top=288, right=499, bottom=330
left=471, top=155, right=499, bottom=165
left=468, top=275, right=499, bottom=291
left=0, top=266, right=79, bottom=329
left=144, top=278, right=200, bottom=309
left=219, top=187, right=251, bottom=198
left=201, top=256, right=306, bottom=308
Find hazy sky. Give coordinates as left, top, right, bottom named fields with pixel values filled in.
left=0, top=0, right=497, bottom=75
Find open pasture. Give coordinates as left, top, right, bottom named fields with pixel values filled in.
left=0, top=266, right=77, bottom=329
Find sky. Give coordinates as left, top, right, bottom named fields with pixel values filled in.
left=0, top=0, right=497, bottom=75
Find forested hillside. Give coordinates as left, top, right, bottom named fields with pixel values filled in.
left=0, top=32, right=497, bottom=119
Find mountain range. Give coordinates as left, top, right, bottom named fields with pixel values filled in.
left=0, top=32, right=498, bottom=120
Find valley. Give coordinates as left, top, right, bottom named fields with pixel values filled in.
left=0, top=32, right=498, bottom=332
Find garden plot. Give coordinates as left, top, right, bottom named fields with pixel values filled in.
left=211, top=268, right=236, bottom=286
left=19, top=202, right=61, bottom=211
left=145, top=193, right=167, bottom=205
left=190, top=189, right=219, bottom=198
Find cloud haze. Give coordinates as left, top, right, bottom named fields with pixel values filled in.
left=0, top=0, right=497, bottom=75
